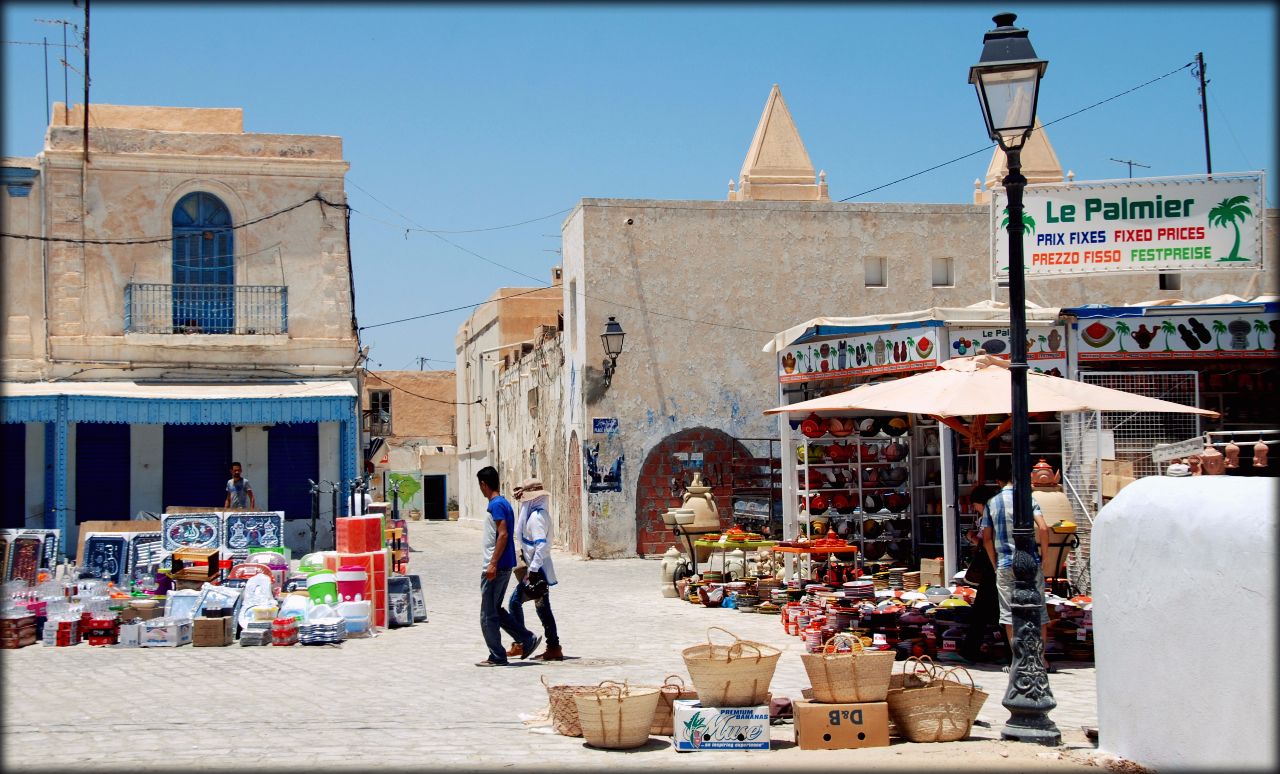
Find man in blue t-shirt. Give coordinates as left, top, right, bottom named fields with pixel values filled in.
left=475, top=466, right=539, bottom=666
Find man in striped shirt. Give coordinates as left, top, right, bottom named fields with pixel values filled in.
left=979, top=459, right=1051, bottom=668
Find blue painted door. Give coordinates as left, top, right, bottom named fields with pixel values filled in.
left=268, top=423, right=319, bottom=519
left=163, top=425, right=232, bottom=511
left=2, top=423, right=26, bottom=527
left=172, top=192, right=234, bottom=333
left=75, top=423, right=131, bottom=521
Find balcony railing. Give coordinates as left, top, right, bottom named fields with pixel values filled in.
left=125, top=283, right=288, bottom=335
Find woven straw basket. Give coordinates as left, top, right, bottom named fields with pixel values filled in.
left=682, top=626, right=781, bottom=707
left=573, top=682, right=661, bottom=750
left=886, top=665, right=983, bottom=742
left=650, top=675, right=698, bottom=736
left=542, top=675, right=601, bottom=737
left=800, top=633, right=897, bottom=703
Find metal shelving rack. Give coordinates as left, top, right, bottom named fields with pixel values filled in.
left=792, top=425, right=914, bottom=567
left=729, top=438, right=783, bottom=538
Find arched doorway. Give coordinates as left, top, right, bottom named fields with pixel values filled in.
left=566, top=431, right=583, bottom=555
left=634, top=427, right=751, bottom=556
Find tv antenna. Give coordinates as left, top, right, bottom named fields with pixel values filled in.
left=1110, top=158, right=1150, bottom=179
left=34, top=17, right=78, bottom=124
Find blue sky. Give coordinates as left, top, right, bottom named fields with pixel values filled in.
left=3, top=3, right=1274, bottom=370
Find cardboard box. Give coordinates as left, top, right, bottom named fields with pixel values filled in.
left=141, top=620, right=193, bottom=647
left=919, top=557, right=944, bottom=588
left=672, top=700, right=770, bottom=751
left=193, top=616, right=236, bottom=647
left=117, top=622, right=144, bottom=647
left=793, top=699, right=890, bottom=750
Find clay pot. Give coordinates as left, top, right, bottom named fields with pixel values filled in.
left=1224, top=441, right=1240, bottom=469
left=883, top=440, right=907, bottom=462
left=681, top=471, right=721, bottom=530
left=1253, top=440, right=1269, bottom=468
left=862, top=493, right=883, bottom=513
left=883, top=491, right=910, bottom=513
left=856, top=417, right=882, bottom=438
left=1200, top=445, right=1226, bottom=475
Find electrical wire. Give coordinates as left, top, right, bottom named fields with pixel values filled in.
left=346, top=177, right=571, bottom=234
left=839, top=59, right=1196, bottom=202
left=0, top=193, right=341, bottom=245
left=359, top=285, right=556, bottom=331
left=362, top=367, right=478, bottom=406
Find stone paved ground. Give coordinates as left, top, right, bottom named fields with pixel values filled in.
left=3, top=520, right=1105, bottom=771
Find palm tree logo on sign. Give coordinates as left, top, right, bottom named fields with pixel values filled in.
left=1208, top=196, right=1253, bottom=262
left=997, top=208, right=1038, bottom=274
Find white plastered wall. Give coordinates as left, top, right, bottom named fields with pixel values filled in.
left=1092, top=476, right=1277, bottom=771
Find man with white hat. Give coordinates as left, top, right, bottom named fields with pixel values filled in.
left=504, top=477, right=563, bottom=661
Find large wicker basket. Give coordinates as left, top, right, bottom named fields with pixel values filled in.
left=886, top=665, right=982, bottom=742
left=800, top=633, right=897, bottom=703
left=682, top=626, right=781, bottom=707
left=650, top=675, right=698, bottom=736
left=574, top=682, right=661, bottom=750
left=542, top=675, right=601, bottom=737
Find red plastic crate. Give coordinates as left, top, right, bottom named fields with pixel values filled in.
left=325, top=550, right=389, bottom=627
left=336, top=516, right=384, bottom=553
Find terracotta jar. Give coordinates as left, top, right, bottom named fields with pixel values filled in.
left=1223, top=441, right=1240, bottom=469
left=1200, top=444, right=1226, bottom=475
left=1253, top=440, right=1269, bottom=468
left=681, top=471, right=721, bottom=531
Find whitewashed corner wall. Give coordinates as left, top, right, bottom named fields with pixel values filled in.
left=1092, top=476, right=1277, bottom=771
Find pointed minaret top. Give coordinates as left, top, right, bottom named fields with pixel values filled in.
left=730, top=84, right=828, bottom=201
left=983, top=118, right=1064, bottom=189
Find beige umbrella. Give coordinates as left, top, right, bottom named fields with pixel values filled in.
left=766, top=354, right=1217, bottom=481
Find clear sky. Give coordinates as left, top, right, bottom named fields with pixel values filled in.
left=3, top=3, right=1274, bottom=371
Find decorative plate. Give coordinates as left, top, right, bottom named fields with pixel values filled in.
left=222, top=512, right=284, bottom=551
left=161, top=513, right=222, bottom=552
left=82, top=534, right=129, bottom=585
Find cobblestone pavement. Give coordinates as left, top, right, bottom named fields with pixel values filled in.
left=3, top=520, right=1103, bottom=771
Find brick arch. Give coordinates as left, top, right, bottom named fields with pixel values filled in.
left=634, top=427, right=752, bottom=556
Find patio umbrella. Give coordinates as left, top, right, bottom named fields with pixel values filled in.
left=766, top=354, right=1217, bottom=482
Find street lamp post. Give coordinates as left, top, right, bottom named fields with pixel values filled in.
left=600, top=316, right=626, bottom=388
left=969, top=12, right=1061, bottom=746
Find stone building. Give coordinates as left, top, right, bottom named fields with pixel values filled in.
left=362, top=370, right=458, bottom=519
left=467, top=85, right=1277, bottom=559
left=0, top=104, right=361, bottom=555
left=453, top=278, right=563, bottom=524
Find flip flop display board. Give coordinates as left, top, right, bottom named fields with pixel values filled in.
left=161, top=513, right=222, bottom=552
left=82, top=535, right=130, bottom=585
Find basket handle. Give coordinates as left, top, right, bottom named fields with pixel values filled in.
left=662, top=674, right=687, bottom=690
left=938, top=666, right=976, bottom=695
left=595, top=679, right=628, bottom=698
left=903, top=655, right=941, bottom=682
left=726, top=638, right=766, bottom=663
left=822, top=632, right=864, bottom=655
left=705, top=625, right=742, bottom=648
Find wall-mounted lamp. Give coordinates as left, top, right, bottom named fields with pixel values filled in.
left=600, top=316, right=626, bottom=388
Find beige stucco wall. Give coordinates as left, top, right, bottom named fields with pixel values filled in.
left=454, top=284, right=562, bottom=525
left=1, top=158, right=47, bottom=379
left=364, top=370, right=456, bottom=441
left=3, top=104, right=358, bottom=382
left=557, top=197, right=1278, bottom=558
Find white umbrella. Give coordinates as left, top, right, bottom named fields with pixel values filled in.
left=766, top=354, right=1216, bottom=481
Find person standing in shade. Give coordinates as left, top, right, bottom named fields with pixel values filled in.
left=979, top=459, right=1053, bottom=672
left=475, top=466, right=540, bottom=667
left=504, top=478, right=563, bottom=661
left=958, top=483, right=1002, bottom=664
left=224, top=462, right=256, bottom=510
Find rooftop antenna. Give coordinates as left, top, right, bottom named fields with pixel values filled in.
left=34, top=17, right=77, bottom=124
left=1109, top=158, right=1150, bottom=179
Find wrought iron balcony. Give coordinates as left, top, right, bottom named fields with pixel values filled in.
left=124, top=283, right=288, bottom=335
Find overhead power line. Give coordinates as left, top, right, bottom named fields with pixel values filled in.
left=0, top=193, right=343, bottom=245
left=839, top=59, right=1195, bottom=201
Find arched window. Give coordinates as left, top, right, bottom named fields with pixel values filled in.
left=172, top=192, right=234, bottom=333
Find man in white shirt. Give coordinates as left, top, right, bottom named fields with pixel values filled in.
left=504, top=478, right=563, bottom=661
